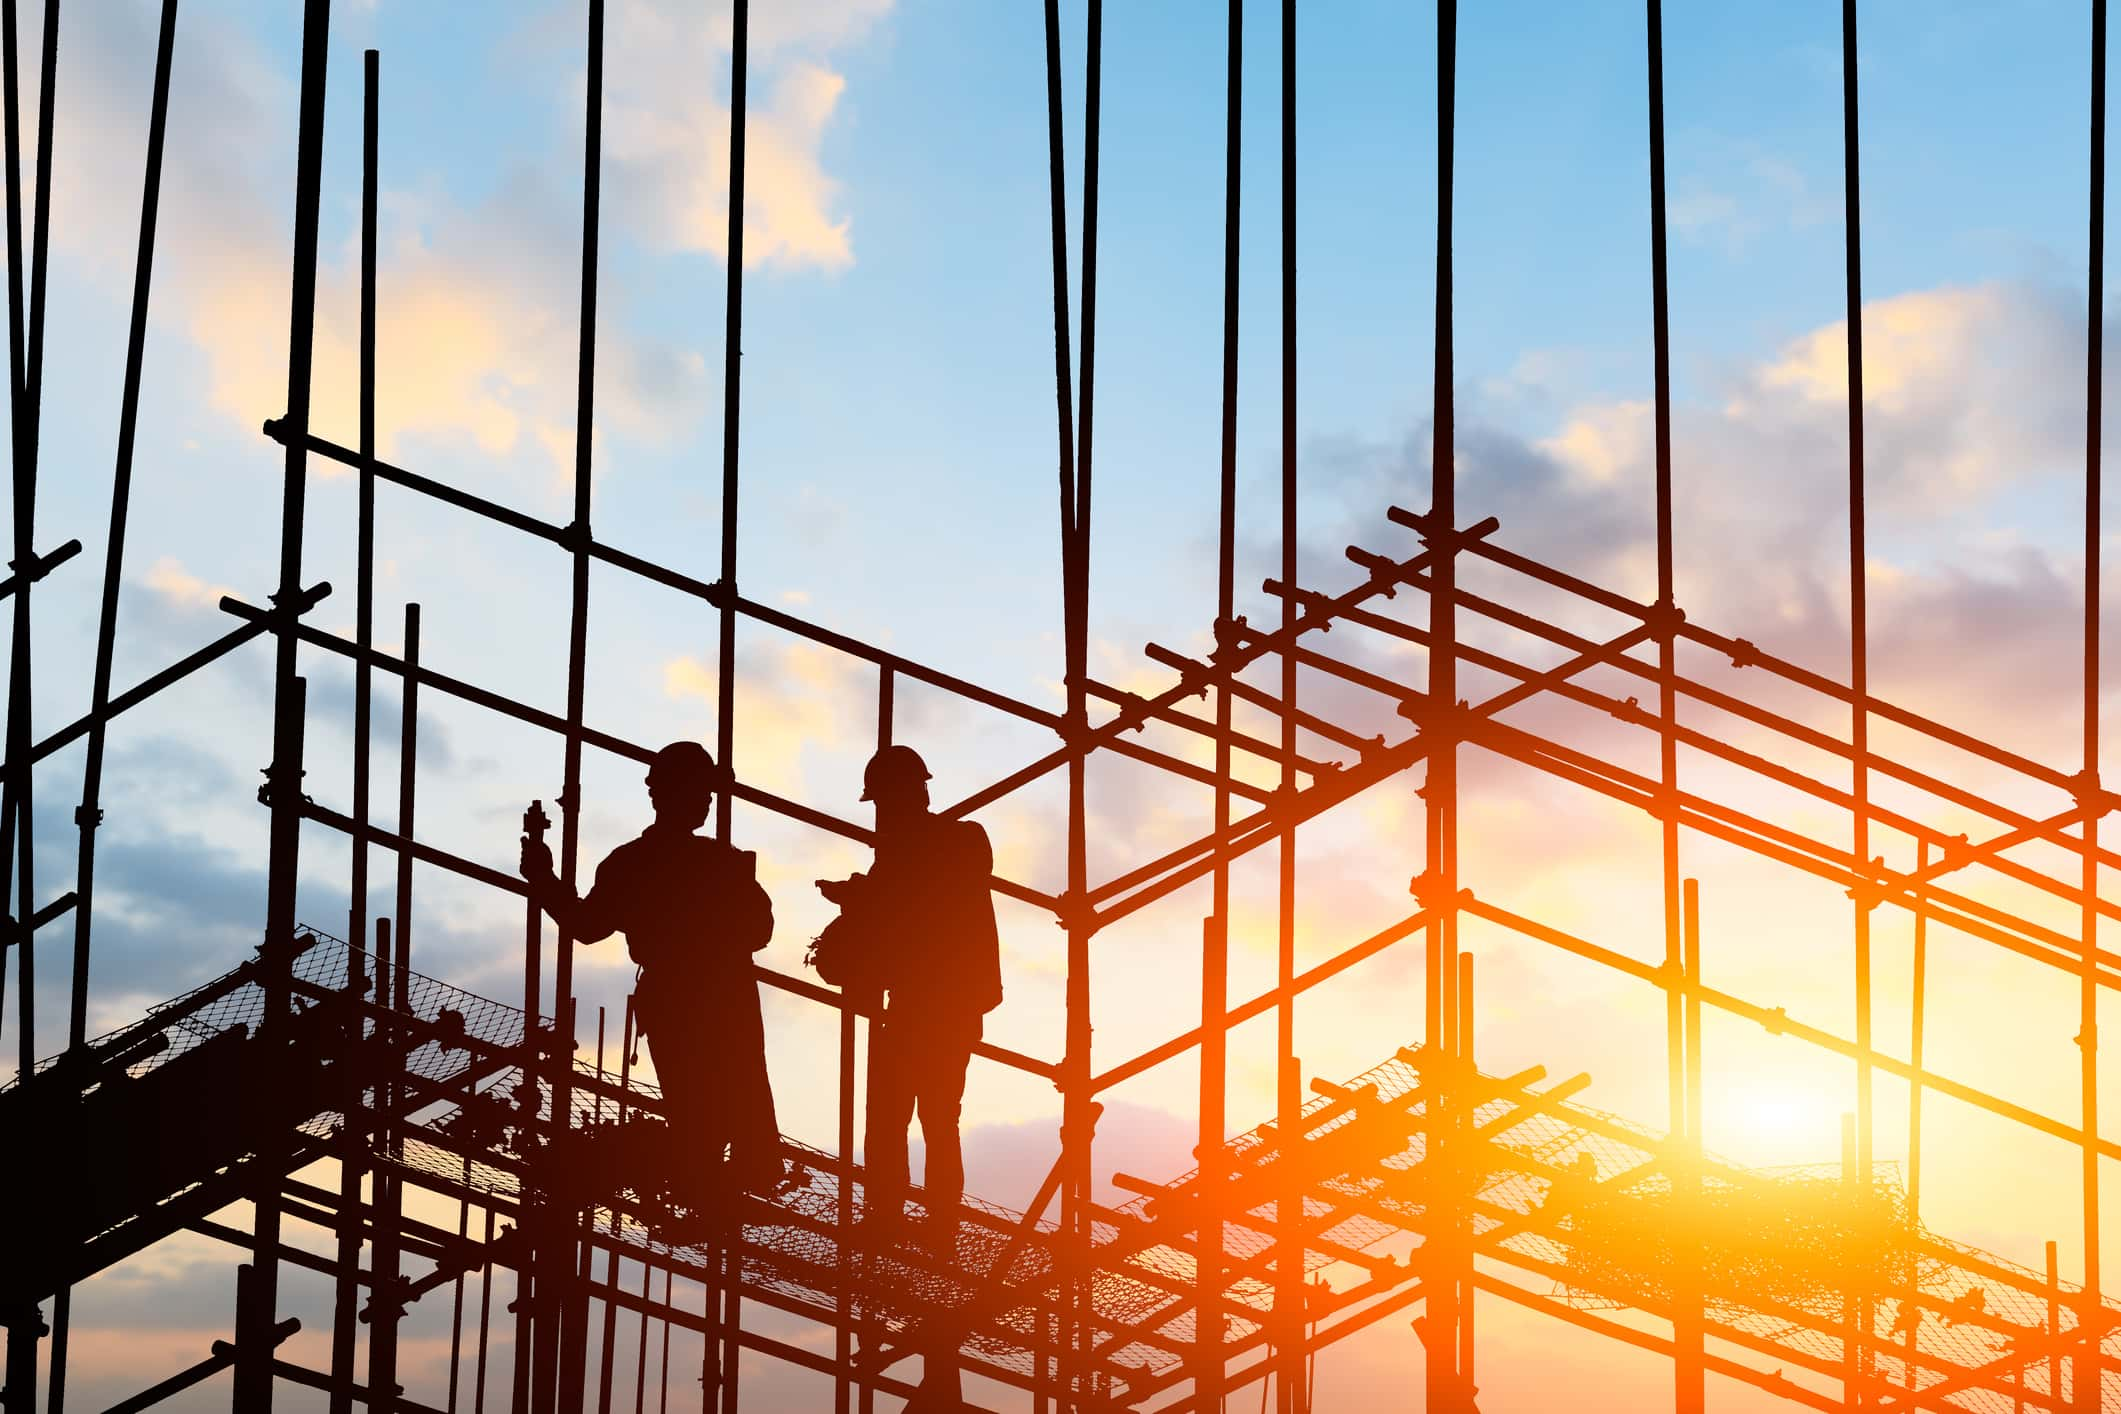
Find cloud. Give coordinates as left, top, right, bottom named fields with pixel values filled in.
left=45, top=2, right=712, bottom=477
left=1668, top=137, right=1836, bottom=254
left=142, top=555, right=237, bottom=612
left=662, top=639, right=869, bottom=795
left=603, top=0, right=891, bottom=273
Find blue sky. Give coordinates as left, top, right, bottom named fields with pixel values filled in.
left=9, top=1, right=2121, bottom=1407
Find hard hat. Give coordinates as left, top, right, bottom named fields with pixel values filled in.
left=648, top=740, right=720, bottom=790
left=861, top=744, right=931, bottom=802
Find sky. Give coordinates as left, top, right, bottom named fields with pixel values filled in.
left=4, top=0, right=2121, bottom=1409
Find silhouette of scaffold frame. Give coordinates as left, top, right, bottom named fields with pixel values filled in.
left=2, top=0, right=2119, bottom=1411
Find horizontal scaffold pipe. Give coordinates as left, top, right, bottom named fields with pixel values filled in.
left=1466, top=893, right=2121, bottom=1163
left=1386, top=503, right=2110, bottom=803
left=1273, top=582, right=2121, bottom=936
left=1089, top=622, right=1654, bottom=924
left=258, top=420, right=1247, bottom=805
left=1438, top=706, right=2121, bottom=987
left=1309, top=563, right=2121, bottom=888
left=0, top=581, right=330, bottom=789
left=280, top=799, right=1061, bottom=1085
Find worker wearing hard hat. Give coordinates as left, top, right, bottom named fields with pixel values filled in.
left=817, top=744, right=1004, bottom=1238
left=521, top=740, right=783, bottom=1205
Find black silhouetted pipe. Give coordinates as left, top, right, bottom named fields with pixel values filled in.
left=332, top=45, right=382, bottom=1414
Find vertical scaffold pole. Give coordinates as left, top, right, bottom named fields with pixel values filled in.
left=372, top=603, right=419, bottom=1411
left=1643, top=4, right=1700, bottom=1410
left=54, top=2, right=164, bottom=1406
left=1202, top=0, right=1237, bottom=1403
left=1069, top=1, right=1103, bottom=1399
left=1424, top=0, right=1463, bottom=1407
left=1839, top=0, right=1877, bottom=1347
left=1036, top=0, right=1089, bottom=1404
left=553, top=2, right=607, bottom=1407
left=0, top=1, right=40, bottom=1399
left=0, top=0, right=60, bottom=1105
left=237, top=2, right=331, bottom=1406
left=837, top=666, right=888, bottom=1413
left=2082, top=5, right=2107, bottom=1409
left=1274, top=0, right=1304, bottom=1408
left=712, top=3, right=750, bottom=1407
left=331, top=44, right=382, bottom=1414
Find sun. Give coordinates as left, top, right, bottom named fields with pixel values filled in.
left=1719, top=1081, right=1849, bottom=1164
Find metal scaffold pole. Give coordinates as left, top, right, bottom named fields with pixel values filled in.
left=236, top=0, right=331, bottom=1406
left=1422, top=0, right=1465, bottom=1407
left=1643, top=5, right=1702, bottom=1411
left=1838, top=8, right=1880, bottom=1407
left=2083, top=5, right=2108, bottom=1410
left=552, top=1, right=606, bottom=1405
left=1274, top=0, right=1305, bottom=1407
left=711, top=2, right=749, bottom=1407
left=1202, top=0, right=1236, bottom=1403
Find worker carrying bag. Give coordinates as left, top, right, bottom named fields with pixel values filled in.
left=806, top=884, right=885, bottom=1000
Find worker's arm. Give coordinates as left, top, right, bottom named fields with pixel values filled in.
left=733, top=847, right=774, bottom=953
left=519, top=836, right=621, bottom=943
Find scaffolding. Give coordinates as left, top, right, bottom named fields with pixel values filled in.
left=0, top=0, right=2117, bottom=1411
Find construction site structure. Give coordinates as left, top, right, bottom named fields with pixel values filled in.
left=1, top=0, right=2117, bottom=1411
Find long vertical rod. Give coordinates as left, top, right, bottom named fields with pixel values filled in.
left=552, top=3, right=606, bottom=1406
left=331, top=45, right=382, bottom=1414
left=475, top=1204, right=495, bottom=1414
left=368, top=916, right=397, bottom=1410
left=0, top=0, right=58, bottom=1114
left=449, top=1160, right=471, bottom=1414
left=1831, top=1, right=1890, bottom=1388
left=595, top=1008, right=624, bottom=1414
left=1069, top=3, right=1102, bottom=1400
left=70, top=0, right=176, bottom=1056
left=1037, top=0, right=1088, bottom=1403
left=837, top=668, right=889, bottom=1412
left=712, top=4, right=750, bottom=1407
left=1683, top=879, right=1702, bottom=1146
left=0, top=37, right=36, bottom=1407
left=237, top=1, right=331, bottom=1405
left=372, top=604, right=419, bottom=1410
left=0, top=0, right=57, bottom=1092
left=0, top=0, right=19, bottom=1090
left=51, top=4, right=171, bottom=1407
left=2083, top=5, right=2108, bottom=1408
left=1644, top=4, right=1700, bottom=1411
left=1906, top=840, right=1927, bottom=1223
left=1274, top=1, right=1303, bottom=1409
left=1840, top=5, right=1878, bottom=1404
left=1202, top=0, right=1238, bottom=1404
left=1425, top=0, right=1462, bottom=1407
left=630, top=1256, right=650, bottom=1414
left=1840, top=0, right=1874, bottom=1177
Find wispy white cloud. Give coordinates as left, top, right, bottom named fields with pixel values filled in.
left=603, top=0, right=892, bottom=272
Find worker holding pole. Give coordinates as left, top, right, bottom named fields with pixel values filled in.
left=520, top=741, right=784, bottom=1203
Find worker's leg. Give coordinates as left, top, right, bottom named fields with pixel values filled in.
left=912, top=1018, right=978, bottom=1405
left=913, top=1012, right=978, bottom=1208
left=864, top=1015, right=917, bottom=1225
left=721, top=986, right=785, bottom=1193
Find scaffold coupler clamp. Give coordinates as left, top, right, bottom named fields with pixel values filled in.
left=1053, top=890, right=1095, bottom=939
left=1211, top=613, right=1248, bottom=666
left=255, top=758, right=309, bottom=810
left=2070, top=768, right=2118, bottom=819
left=1846, top=855, right=1890, bottom=910
left=1643, top=596, right=1686, bottom=641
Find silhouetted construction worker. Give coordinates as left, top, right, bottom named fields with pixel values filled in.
left=520, top=741, right=783, bottom=1202
left=818, top=744, right=1003, bottom=1238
